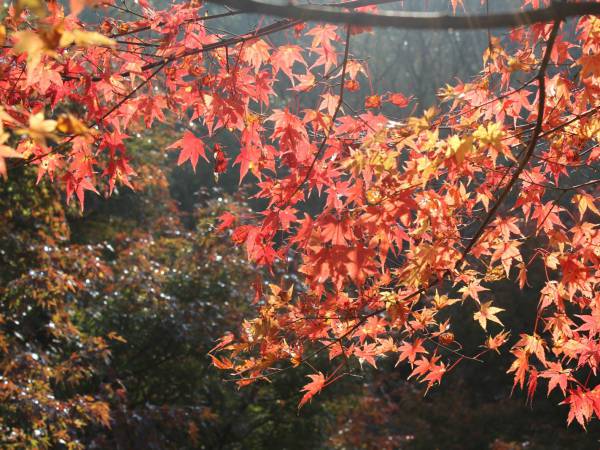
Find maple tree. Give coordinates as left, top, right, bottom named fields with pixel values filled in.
left=2, top=0, right=600, bottom=431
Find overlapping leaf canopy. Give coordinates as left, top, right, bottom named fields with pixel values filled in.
left=1, top=0, right=600, bottom=427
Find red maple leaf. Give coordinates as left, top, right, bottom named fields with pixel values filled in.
left=167, top=131, right=208, bottom=171
left=396, top=338, right=428, bottom=366
left=388, top=92, right=410, bottom=108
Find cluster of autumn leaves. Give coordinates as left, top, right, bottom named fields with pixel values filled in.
left=0, top=0, right=109, bottom=185
left=1, top=0, right=600, bottom=427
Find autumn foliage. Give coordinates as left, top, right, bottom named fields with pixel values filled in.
left=1, top=0, right=600, bottom=434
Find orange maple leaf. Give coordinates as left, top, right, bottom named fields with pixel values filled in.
left=299, top=372, right=326, bottom=408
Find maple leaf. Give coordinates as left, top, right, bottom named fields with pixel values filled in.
left=167, top=131, right=208, bottom=171
left=388, top=92, right=410, bottom=108
left=365, top=95, right=382, bottom=109
left=13, top=31, right=56, bottom=72
left=235, top=145, right=262, bottom=184
left=578, top=54, right=600, bottom=78
left=354, top=343, right=378, bottom=368
left=59, top=29, right=116, bottom=48
left=446, top=135, right=474, bottom=164
left=209, top=332, right=235, bottom=354
left=301, top=245, right=377, bottom=289
left=473, top=122, right=505, bottom=149
left=507, top=348, right=529, bottom=391
left=540, top=363, right=570, bottom=396
left=344, top=245, right=378, bottom=286
left=575, top=310, right=600, bottom=336
left=0, top=146, right=24, bottom=180
left=64, top=173, right=99, bottom=211
left=209, top=354, right=234, bottom=370
left=493, top=216, right=522, bottom=241
left=562, top=388, right=595, bottom=428
left=271, top=44, right=305, bottom=80
left=526, top=368, right=538, bottom=406
left=408, top=354, right=445, bottom=390
left=459, top=281, right=489, bottom=302
left=490, top=240, right=522, bottom=277
left=104, top=156, right=136, bottom=195
left=395, top=338, right=428, bottom=366
left=484, top=330, right=510, bottom=353
left=0, top=122, right=24, bottom=180
left=16, top=112, right=57, bottom=145
left=356, top=316, right=387, bottom=343
left=36, top=153, right=63, bottom=184
left=318, top=92, right=340, bottom=117
left=267, top=109, right=308, bottom=149
left=573, top=193, right=600, bottom=218
left=433, top=290, right=460, bottom=310
left=473, top=301, right=504, bottom=330
left=217, top=212, right=237, bottom=232
left=299, top=372, right=326, bottom=408
left=320, top=215, right=353, bottom=246
left=306, top=24, right=338, bottom=51
left=422, top=360, right=446, bottom=389
left=242, top=39, right=271, bottom=71
left=530, top=202, right=564, bottom=234
left=291, top=72, right=316, bottom=92
left=408, top=357, right=433, bottom=380
left=450, top=0, right=464, bottom=13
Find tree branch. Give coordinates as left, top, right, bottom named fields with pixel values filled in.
left=458, top=20, right=562, bottom=265
left=282, top=25, right=352, bottom=206
left=210, top=0, right=600, bottom=30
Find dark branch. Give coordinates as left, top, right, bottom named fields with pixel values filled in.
left=282, top=25, right=352, bottom=206
left=210, top=0, right=600, bottom=30
left=458, top=20, right=562, bottom=264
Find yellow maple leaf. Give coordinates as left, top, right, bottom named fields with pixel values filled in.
left=0, top=147, right=25, bottom=180
left=14, top=24, right=114, bottom=74
left=56, top=113, right=91, bottom=136
left=13, top=31, right=57, bottom=73
left=16, top=112, right=57, bottom=145
left=433, top=290, right=460, bottom=310
left=473, top=122, right=505, bottom=149
left=473, top=301, right=504, bottom=330
left=0, top=125, right=24, bottom=180
left=446, top=135, right=474, bottom=164
left=15, top=0, right=47, bottom=17
left=59, top=29, right=115, bottom=48
left=573, top=193, right=600, bottom=218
